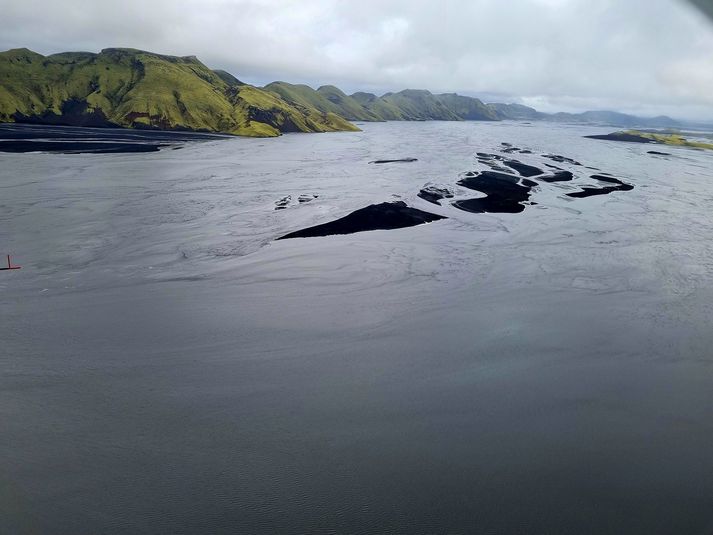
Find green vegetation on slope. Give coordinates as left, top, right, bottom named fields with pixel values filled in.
left=435, top=93, right=499, bottom=121
left=350, top=91, right=406, bottom=120
left=268, top=85, right=505, bottom=122
left=2, top=47, right=683, bottom=136
left=626, top=130, right=713, bottom=150
left=265, top=81, right=381, bottom=121
left=376, top=90, right=461, bottom=121
left=487, top=102, right=542, bottom=120
left=316, top=85, right=383, bottom=121
left=234, top=84, right=357, bottom=135
left=0, top=48, right=359, bottom=137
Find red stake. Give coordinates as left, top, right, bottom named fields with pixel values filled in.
left=1, top=254, right=21, bottom=271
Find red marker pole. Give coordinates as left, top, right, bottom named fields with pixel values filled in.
left=1, top=254, right=21, bottom=271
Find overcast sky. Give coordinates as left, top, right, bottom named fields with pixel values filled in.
left=1, top=0, right=712, bottom=120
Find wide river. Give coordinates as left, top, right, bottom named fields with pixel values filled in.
left=2, top=121, right=713, bottom=534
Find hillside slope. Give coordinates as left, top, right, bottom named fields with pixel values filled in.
left=270, top=85, right=499, bottom=122
left=548, top=110, right=679, bottom=128
left=0, top=47, right=681, bottom=134
left=0, top=48, right=359, bottom=137
left=376, top=90, right=462, bottom=121
left=435, top=93, right=499, bottom=121
left=487, top=103, right=543, bottom=120
left=350, top=91, right=406, bottom=120
left=264, top=82, right=381, bottom=121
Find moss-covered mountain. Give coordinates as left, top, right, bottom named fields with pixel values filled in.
left=264, top=83, right=681, bottom=127
left=0, top=48, right=358, bottom=137
left=376, top=90, right=462, bottom=121
left=0, top=47, right=682, bottom=135
left=435, top=93, right=499, bottom=121
left=270, top=84, right=499, bottom=122
left=264, top=82, right=382, bottom=121
left=487, top=103, right=543, bottom=120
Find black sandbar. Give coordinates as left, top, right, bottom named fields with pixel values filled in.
left=277, top=201, right=446, bottom=239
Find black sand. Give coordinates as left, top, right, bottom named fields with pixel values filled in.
left=418, top=185, right=454, bottom=205
left=566, top=187, right=621, bottom=198
left=0, top=123, right=230, bottom=153
left=542, top=154, right=582, bottom=165
left=585, top=132, right=654, bottom=144
left=276, top=201, right=446, bottom=239
left=0, top=140, right=165, bottom=153
left=368, top=158, right=418, bottom=164
left=454, top=171, right=532, bottom=213
left=538, top=170, right=574, bottom=182
left=503, top=160, right=544, bottom=177
left=567, top=175, right=633, bottom=198
left=591, top=174, right=631, bottom=187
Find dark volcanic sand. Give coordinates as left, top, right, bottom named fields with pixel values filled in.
left=454, top=171, right=532, bottom=213
left=0, top=123, right=231, bottom=153
left=0, top=140, right=165, bottom=153
left=277, top=201, right=446, bottom=239
left=542, top=154, right=582, bottom=165
left=368, top=158, right=418, bottom=164
left=275, top=196, right=291, bottom=210
left=479, top=160, right=511, bottom=173
left=585, top=132, right=654, bottom=144
left=591, top=174, right=632, bottom=187
left=503, top=160, right=544, bottom=177
left=458, top=170, right=522, bottom=189
left=538, top=170, right=574, bottom=182
left=453, top=197, right=526, bottom=213
left=467, top=146, right=640, bottom=209
left=477, top=152, right=506, bottom=161
left=418, top=184, right=455, bottom=205
left=565, top=174, right=633, bottom=198
left=566, top=187, right=621, bottom=198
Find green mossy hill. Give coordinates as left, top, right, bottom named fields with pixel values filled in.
left=487, top=102, right=542, bottom=120
left=435, top=93, right=499, bottom=121
left=350, top=91, right=406, bottom=120
left=0, top=48, right=359, bottom=136
left=213, top=69, right=245, bottom=87
left=377, top=90, right=461, bottom=121
left=265, top=81, right=381, bottom=121
left=269, top=84, right=506, bottom=122
left=317, top=85, right=383, bottom=121
left=628, top=130, right=713, bottom=150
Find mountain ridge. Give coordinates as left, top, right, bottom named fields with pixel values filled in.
left=263, top=81, right=680, bottom=128
left=0, top=47, right=359, bottom=137
left=0, top=47, right=683, bottom=136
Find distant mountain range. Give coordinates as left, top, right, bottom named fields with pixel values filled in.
left=0, top=47, right=683, bottom=137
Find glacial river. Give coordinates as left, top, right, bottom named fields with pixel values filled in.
left=1, top=121, right=712, bottom=534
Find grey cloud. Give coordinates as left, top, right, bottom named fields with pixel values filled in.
left=1, top=0, right=712, bottom=120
